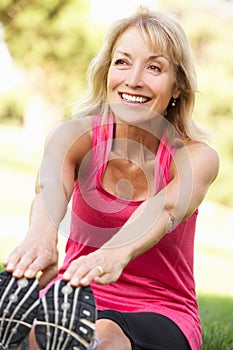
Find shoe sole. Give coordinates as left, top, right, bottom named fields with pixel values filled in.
left=35, top=280, right=97, bottom=350
left=0, top=271, right=40, bottom=349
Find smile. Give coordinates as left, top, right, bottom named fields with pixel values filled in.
left=120, top=93, right=150, bottom=104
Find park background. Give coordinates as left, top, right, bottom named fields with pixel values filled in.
left=0, top=0, right=232, bottom=349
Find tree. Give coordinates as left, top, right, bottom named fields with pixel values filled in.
left=0, top=0, right=103, bottom=116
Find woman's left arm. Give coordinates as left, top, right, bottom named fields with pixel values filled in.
left=64, top=142, right=219, bottom=286
left=110, top=142, right=220, bottom=259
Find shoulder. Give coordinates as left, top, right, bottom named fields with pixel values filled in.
left=171, top=142, right=219, bottom=185
left=45, top=116, right=93, bottom=143
left=43, top=116, right=95, bottom=167
left=185, top=142, right=219, bottom=172
left=180, top=141, right=219, bottom=162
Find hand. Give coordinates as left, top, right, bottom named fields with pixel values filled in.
left=63, top=247, right=130, bottom=287
left=4, top=232, right=59, bottom=289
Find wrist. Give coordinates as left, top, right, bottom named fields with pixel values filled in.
left=26, top=224, right=58, bottom=243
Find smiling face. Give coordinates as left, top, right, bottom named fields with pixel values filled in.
left=107, top=26, right=180, bottom=125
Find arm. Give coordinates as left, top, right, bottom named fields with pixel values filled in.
left=103, top=142, right=219, bottom=255
left=4, top=118, right=92, bottom=288
left=63, top=142, right=219, bottom=286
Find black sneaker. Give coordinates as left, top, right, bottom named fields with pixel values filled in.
left=0, top=270, right=40, bottom=349
left=35, top=280, right=97, bottom=350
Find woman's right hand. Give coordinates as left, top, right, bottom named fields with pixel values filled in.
left=3, top=230, right=59, bottom=289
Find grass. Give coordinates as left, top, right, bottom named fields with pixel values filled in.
left=0, top=124, right=233, bottom=349
left=0, top=124, right=41, bottom=216
left=198, top=294, right=233, bottom=350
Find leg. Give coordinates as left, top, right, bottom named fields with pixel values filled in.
left=28, top=327, right=39, bottom=350
left=95, top=319, right=131, bottom=350
left=97, top=311, right=191, bottom=350
left=26, top=319, right=132, bottom=350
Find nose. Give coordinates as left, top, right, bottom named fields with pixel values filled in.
left=125, top=64, right=143, bottom=88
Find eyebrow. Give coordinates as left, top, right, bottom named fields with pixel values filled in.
left=114, top=50, right=169, bottom=62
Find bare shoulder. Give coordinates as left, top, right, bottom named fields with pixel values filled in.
left=43, top=116, right=94, bottom=166
left=185, top=141, right=219, bottom=160
left=45, top=116, right=93, bottom=143
left=172, top=142, right=220, bottom=184
left=187, top=142, right=219, bottom=169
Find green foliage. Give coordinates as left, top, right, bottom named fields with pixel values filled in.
left=1, top=1, right=91, bottom=64
left=0, top=88, right=29, bottom=124
left=0, top=0, right=103, bottom=106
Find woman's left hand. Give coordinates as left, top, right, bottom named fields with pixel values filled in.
left=63, top=247, right=129, bottom=286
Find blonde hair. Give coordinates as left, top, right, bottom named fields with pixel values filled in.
left=73, top=7, right=208, bottom=142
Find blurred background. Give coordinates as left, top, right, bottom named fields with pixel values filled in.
left=0, top=0, right=232, bottom=300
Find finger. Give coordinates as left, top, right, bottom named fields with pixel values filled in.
left=4, top=249, right=25, bottom=274
left=3, top=258, right=9, bottom=267
left=94, top=273, right=114, bottom=285
left=79, top=266, right=106, bottom=286
left=63, top=257, right=87, bottom=282
left=10, top=253, right=35, bottom=278
left=24, top=255, right=58, bottom=279
left=38, top=265, right=59, bottom=289
left=95, top=265, right=105, bottom=276
left=66, top=264, right=105, bottom=287
left=5, top=244, right=40, bottom=277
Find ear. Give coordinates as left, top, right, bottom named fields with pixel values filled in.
left=172, top=87, right=180, bottom=100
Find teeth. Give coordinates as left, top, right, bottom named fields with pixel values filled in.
left=121, top=93, right=148, bottom=104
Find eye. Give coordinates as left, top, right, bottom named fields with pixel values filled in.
left=148, top=64, right=161, bottom=73
left=113, top=58, right=128, bottom=65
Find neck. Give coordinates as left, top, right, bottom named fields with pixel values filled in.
left=112, top=118, right=164, bottom=162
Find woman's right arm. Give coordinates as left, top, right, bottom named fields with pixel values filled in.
left=4, top=117, right=92, bottom=288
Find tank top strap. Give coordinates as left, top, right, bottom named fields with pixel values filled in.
left=155, top=134, right=177, bottom=193
left=92, top=116, right=177, bottom=195
left=92, top=114, right=114, bottom=147
left=90, top=115, right=114, bottom=177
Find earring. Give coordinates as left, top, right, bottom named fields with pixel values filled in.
left=172, top=98, right=176, bottom=107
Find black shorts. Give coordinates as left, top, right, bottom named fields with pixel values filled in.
left=97, top=310, right=191, bottom=350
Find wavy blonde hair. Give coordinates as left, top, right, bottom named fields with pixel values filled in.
left=73, top=7, right=208, bottom=142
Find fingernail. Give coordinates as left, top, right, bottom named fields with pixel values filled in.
left=6, top=263, right=14, bottom=271
left=63, top=272, right=71, bottom=280
left=13, top=269, right=22, bottom=277
left=70, top=277, right=80, bottom=286
left=24, top=269, right=34, bottom=278
left=80, top=277, right=88, bottom=285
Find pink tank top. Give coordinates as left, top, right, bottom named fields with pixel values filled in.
left=57, top=115, right=202, bottom=350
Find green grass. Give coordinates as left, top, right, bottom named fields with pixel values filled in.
left=198, top=294, right=233, bottom=350
left=0, top=124, right=40, bottom=216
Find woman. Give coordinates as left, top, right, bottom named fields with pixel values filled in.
left=2, top=7, right=219, bottom=350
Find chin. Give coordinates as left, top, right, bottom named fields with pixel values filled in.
left=110, top=102, right=160, bottom=126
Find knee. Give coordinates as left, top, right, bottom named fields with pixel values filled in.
left=27, top=326, right=39, bottom=350
left=95, top=319, right=131, bottom=350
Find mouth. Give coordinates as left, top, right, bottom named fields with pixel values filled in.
left=119, top=93, right=151, bottom=104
